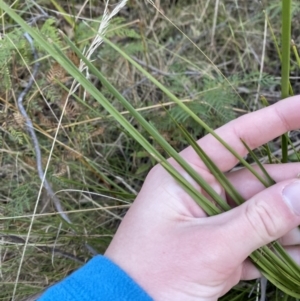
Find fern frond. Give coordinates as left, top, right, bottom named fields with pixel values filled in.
left=35, top=18, right=62, bottom=49
left=8, top=127, right=24, bottom=145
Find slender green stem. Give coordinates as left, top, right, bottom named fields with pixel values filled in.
left=241, top=139, right=275, bottom=186
left=281, top=0, right=292, bottom=163
left=259, top=97, right=274, bottom=164
left=281, top=134, right=288, bottom=163
left=292, top=40, right=300, bottom=67
left=50, top=0, right=75, bottom=27
left=263, top=145, right=273, bottom=164
left=265, top=9, right=293, bottom=96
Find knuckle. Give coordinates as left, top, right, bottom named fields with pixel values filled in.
left=245, top=200, right=279, bottom=242
left=274, top=106, right=292, bottom=131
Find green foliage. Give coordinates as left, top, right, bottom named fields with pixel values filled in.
left=43, top=84, right=62, bottom=105
left=231, top=72, right=278, bottom=88
left=0, top=28, right=31, bottom=90
left=10, top=181, right=33, bottom=215
left=7, top=126, right=24, bottom=144
left=171, top=76, right=236, bottom=125
left=76, top=16, right=140, bottom=41
left=1, top=65, right=12, bottom=89
left=106, top=17, right=141, bottom=39
left=164, top=72, right=278, bottom=134
left=76, top=16, right=142, bottom=59
left=0, top=18, right=61, bottom=91
left=34, top=18, right=63, bottom=50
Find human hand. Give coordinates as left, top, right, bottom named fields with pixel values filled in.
left=105, top=96, right=300, bottom=301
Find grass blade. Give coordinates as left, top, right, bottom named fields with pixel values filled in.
left=63, top=40, right=231, bottom=212
left=101, top=36, right=270, bottom=187
left=281, top=0, right=292, bottom=163
left=178, top=124, right=244, bottom=206
left=241, top=139, right=275, bottom=186
left=50, top=0, right=75, bottom=27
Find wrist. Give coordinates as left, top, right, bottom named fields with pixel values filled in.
left=105, top=251, right=217, bottom=301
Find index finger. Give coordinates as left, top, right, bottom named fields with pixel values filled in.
left=180, top=95, right=300, bottom=172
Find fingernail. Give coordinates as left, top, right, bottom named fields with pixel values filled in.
left=283, top=181, right=300, bottom=216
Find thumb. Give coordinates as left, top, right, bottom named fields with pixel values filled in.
left=221, top=180, right=300, bottom=260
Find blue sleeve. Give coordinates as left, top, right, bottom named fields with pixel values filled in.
left=38, top=255, right=153, bottom=301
